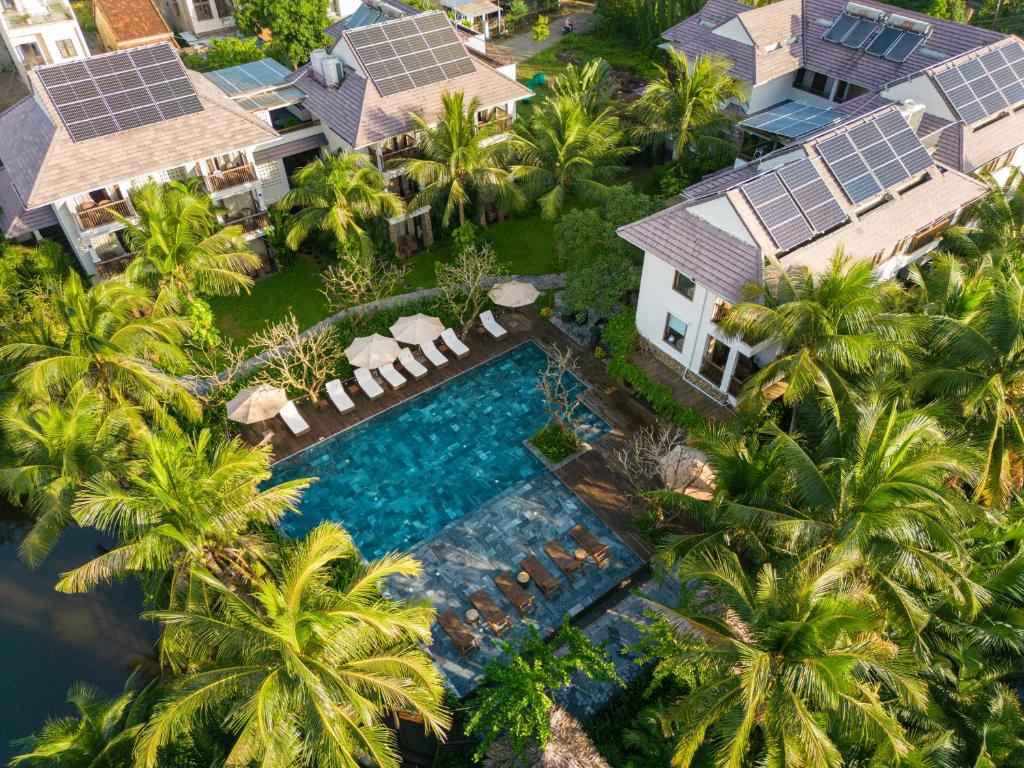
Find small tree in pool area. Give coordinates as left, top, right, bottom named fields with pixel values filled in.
left=252, top=312, right=341, bottom=402
left=531, top=346, right=586, bottom=462
left=320, top=253, right=403, bottom=328
left=435, top=242, right=505, bottom=333
left=466, top=618, right=620, bottom=761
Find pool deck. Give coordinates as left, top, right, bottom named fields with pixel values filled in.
left=255, top=310, right=665, bottom=560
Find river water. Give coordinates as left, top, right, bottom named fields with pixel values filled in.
left=0, top=504, right=156, bottom=762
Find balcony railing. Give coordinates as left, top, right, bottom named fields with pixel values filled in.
left=74, top=198, right=135, bottom=231
left=96, top=252, right=134, bottom=278
left=479, top=109, right=512, bottom=132
left=204, top=164, right=257, bottom=194
left=699, top=357, right=725, bottom=388
left=381, top=144, right=419, bottom=165
left=710, top=299, right=731, bottom=325
left=225, top=211, right=269, bottom=234
left=3, top=0, right=73, bottom=27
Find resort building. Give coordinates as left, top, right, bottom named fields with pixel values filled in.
left=664, top=0, right=1024, bottom=181
left=619, top=102, right=989, bottom=405
left=0, top=42, right=280, bottom=276
left=153, top=0, right=234, bottom=41
left=0, top=0, right=88, bottom=82
left=292, top=9, right=529, bottom=256
left=93, top=0, right=176, bottom=51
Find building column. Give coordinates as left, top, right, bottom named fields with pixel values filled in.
left=719, top=345, right=740, bottom=396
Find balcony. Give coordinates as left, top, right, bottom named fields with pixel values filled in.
left=381, top=143, right=419, bottom=167
left=3, top=0, right=73, bottom=27
left=203, top=163, right=257, bottom=194
left=95, top=251, right=134, bottom=278
left=478, top=108, right=512, bottom=133
left=699, top=357, right=725, bottom=388
left=710, top=299, right=731, bottom=325
left=225, top=210, right=269, bottom=235
left=74, top=198, right=136, bottom=232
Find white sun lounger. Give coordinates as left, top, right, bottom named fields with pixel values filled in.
left=355, top=368, right=384, bottom=399
left=480, top=310, right=507, bottom=339
left=326, top=379, right=355, bottom=413
left=420, top=340, right=449, bottom=368
left=379, top=362, right=407, bottom=389
left=398, top=348, right=428, bottom=379
left=279, top=401, right=310, bottom=436
left=441, top=328, right=470, bottom=358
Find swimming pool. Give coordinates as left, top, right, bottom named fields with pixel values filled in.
left=273, top=343, right=608, bottom=558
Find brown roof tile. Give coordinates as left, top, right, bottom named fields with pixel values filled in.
left=94, top=0, right=174, bottom=45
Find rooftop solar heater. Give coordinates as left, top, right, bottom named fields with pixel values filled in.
left=823, top=13, right=859, bottom=43
left=865, top=26, right=901, bottom=57
left=842, top=18, right=878, bottom=48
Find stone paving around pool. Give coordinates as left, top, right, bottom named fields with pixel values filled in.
left=388, top=472, right=644, bottom=697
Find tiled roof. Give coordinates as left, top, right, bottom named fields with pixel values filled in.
left=295, top=55, right=530, bottom=147
left=94, top=0, right=174, bottom=44
left=0, top=169, right=57, bottom=238
left=917, top=111, right=962, bottom=169
left=736, top=0, right=803, bottom=81
left=960, top=107, right=1024, bottom=171
left=618, top=202, right=762, bottom=302
left=0, top=70, right=278, bottom=208
left=801, top=0, right=1004, bottom=89
left=325, top=19, right=348, bottom=41
left=662, top=0, right=757, bottom=81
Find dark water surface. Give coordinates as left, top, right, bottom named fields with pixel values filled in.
left=0, top=504, right=156, bottom=762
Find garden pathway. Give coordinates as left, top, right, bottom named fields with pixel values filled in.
left=500, top=0, right=595, bottom=61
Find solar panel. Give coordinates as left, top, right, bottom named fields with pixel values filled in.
left=815, top=109, right=932, bottom=204
left=36, top=43, right=202, bottom=143
left=843, top=18, right=878, bottom=48
left=346, top=11, right=474, bottom=97
left=932, top=42, right=1024, bottom=125
left=823, top=13, right=858, bottom=43
left=777, top=159, right=849, bottom=233
left=739, top=101, right=845, bottom=140
left=865, top=26, right=901, bottom=57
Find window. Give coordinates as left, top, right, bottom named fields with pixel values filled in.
left=673, top=271, right=695, bottom=300
left=662, top=313, right=687, bottom=353
left=794, top=68, right=830, bottom=97
left=55, top=39, right=77, bottom=58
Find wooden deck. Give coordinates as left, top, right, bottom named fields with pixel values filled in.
left=246, top=310, right=664, bottom=560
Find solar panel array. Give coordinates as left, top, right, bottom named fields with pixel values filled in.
left=741, top=101, right=845, bottom=140
left=932, top=42, right=1024, bottom=125
left=816, top=110, right=933, bottom=204
left=346, top=12, right=476, bottom=97
left=36, top=44, right=202, bottom=143
left=740, top=158, right=849, bottom=251
left=822, top=12, right=928, bottom=63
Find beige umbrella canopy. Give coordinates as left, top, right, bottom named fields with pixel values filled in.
left=489, top=280, right=540, bottom=308
left=226, top=384, right=287, bottom=424
left=485, top=707, right=611, bottom=768
left=659, top=444, right=716, bottom=498
left=345, top=333, right=402, bottom=369
left=389, top=313, right=444, bottom=345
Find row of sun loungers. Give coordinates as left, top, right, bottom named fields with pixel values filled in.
left=274, top=313, right=509, bottom=438
left=438, top=524, right=610, bottom=658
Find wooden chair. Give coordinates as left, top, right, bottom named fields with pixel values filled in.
left=544, top=539, right=584, bottom=582
left=520, top=554, right=562, bottom=599
left=569, top=523, right=610, bottom=566
left=495, top=571, right=535, bottom=616
left=438, top=610, right=478, bottom=658
left=469, top=589, right=513, bottom=636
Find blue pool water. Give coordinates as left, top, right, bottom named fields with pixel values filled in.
left=273, top=343, right=609, bottom=558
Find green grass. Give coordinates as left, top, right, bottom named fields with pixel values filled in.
left=208, top=255, right=330, bottom=341
left=517, top=32, right=663, bottom=85
left=210, top=215, right=561, bottom=342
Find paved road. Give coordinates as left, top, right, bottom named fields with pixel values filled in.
left=500, top=0, right=595, bottom=61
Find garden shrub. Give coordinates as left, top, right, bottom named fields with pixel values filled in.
left=529, top=421, right=583, bottom=463
left=601, top=310, right=702, bottom=430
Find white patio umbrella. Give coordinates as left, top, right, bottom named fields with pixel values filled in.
left=489, top=279, right=540, bottom=308
left=389, top=313, right=444, bottom=345
left=226, top=384, right=287, bottom=424
left=345, top=333, right=402, bottom=369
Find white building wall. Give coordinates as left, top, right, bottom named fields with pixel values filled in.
left=1, top=4, right=88, bottom=82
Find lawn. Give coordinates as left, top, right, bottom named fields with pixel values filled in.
left=517, top=32, right=663, bottom=85
left=210, top=215, right=561, bottom=341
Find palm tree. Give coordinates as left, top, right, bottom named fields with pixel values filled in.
left=10, top=678, right=147, bottom=768
left=511, top=96, right=635, bottom=219
left=549, top=58, right=612, bottom=116
left=912, top=273, right=1024, bottom=507
left=279, top=150, right=405, bottom=262
left=944, top=168, right=1024, bottom=277
left=135, top=523, right=450, bottom=768
left=121, top=180, right=262, bottom=313
left=0, top=386, right=135, bottom=566
left=0, top=272, right=199, bottom=421
left=639, top=549, right=923, bottom=767
left=403, top=90, right=523, bottom=228
left=718, top=253, right=916, bottom=419
left=629, top=49, right=746, bottom=163
left=55, top=429, right=310, bottom=599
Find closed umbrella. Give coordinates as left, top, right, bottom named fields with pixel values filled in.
left=389, top=313, right=444, bottom=345
left=226, top=384, right=287, bottom=424
left=489, top=280, right=540, bottom=308
left=345, top=333, right=402, bottom=369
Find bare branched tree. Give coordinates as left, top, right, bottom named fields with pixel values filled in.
left=613, top=423, right=688, bottom=495
left=321, top=254, right=404, bottom=328
left=251, top=312, right=341, bottom=403
left=435, top=243, right=505, bottom=333
left=537, top=345, right=582, bottom=434
left=185, top=341, right=252, bottom=407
